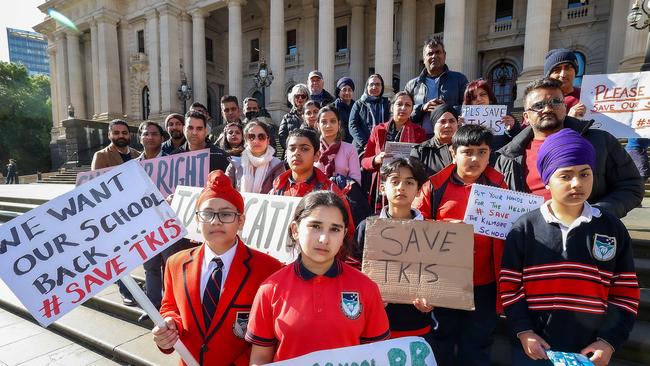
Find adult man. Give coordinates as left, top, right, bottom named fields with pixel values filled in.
left=221, top=95, right=242, bottom=124
left=136, top=121, right=167, bottom=310
left=161, top=113, right=185, bottom=155
left=405, top=39, right=468, bottom=136
left=494, top=78, right=643, bottom=218
left=177, top=111, right=230, bottom=172
left=91, top=119, right=141, bottom=306
left=243, top=97, right=260, bottom=122
left=307, top=70, right=335, bottom=106
left=544, top=48, right=586, bottom=118
left=5, top=159, right=17, bottom=184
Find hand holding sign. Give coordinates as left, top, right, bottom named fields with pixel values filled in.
left=460, top=105, right=508, bottom=135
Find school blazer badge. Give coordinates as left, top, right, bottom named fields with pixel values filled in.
left=593, top=234, right=616, bottom=261
left=232, top=311, right=249, bottom=339
left=341, top=292, right=362, bottom=320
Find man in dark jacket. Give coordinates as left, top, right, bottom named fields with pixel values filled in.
left=307, top=70, right=335, bottom=106
left=404, top=38, right=468, bottom=136
left=493, top=78, right=643, bottom=218
left=176, top=111, right=230, bottom=172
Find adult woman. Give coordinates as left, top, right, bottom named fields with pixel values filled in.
left=411, top=104, right=459, bottom=176
left=216, top=121, right=245, bottom=157
left=462, top=79, right=521, bottom=151
left=349, top=74, right=391, bottom=154
left=315, top=105, right=361, bottom=184
left=361, top=91, right=427, bottom=211
left=301, top=100, right=320, bottom=130
left=279, top=83, right=310, bottom=151
left=226, top=120, right=285, bottom=194
left=332, top=77, right=355, bottom=143
left=246, top=191, right=390, bottom=364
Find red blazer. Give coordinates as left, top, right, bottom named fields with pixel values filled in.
left=159, top=239, right=283, bottom=366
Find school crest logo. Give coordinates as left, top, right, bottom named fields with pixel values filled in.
left=232, top=312, right=249, bottom=339
left=340, top=292, right=362, bottom=320
left=593, top=234, right=616, bottom=261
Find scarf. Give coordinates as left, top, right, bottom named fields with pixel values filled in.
left=319, top=139, right=342, bottom=177
left=240, top=146, right=276, bottom=193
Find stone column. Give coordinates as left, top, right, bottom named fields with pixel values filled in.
left=513, top=0, right=552, bottom=107
left=181, top=12, right=193, bottom=83
left=399, top=0, right=416, bottom=89
left=607, top=0, right=628, bottom=73
left=619, top=0, right=646, bottom=72
left=47, top=44, right=61, bottom=125
left=96, top=13, right=123, bottom=119
left=65, top=31, right=86, bottom=119
left=462, top=0, right=478, bottom=80
left=318, top=0, right=335, bottom=92
left=228, top=0, right=244, bottom=102
left=90, top=21, right=100, bottom=118
left=302, top=0, right=317, bottom=73
left=146, top=9, right=161, bottom=117
left=443, top=0, right=465, bottom=72
left=349, top=0, right=365, bottom=98
left=191, top=9, right=208, bottom=106
left=159, top=4, right=182, bottom=114
left=375, top=0, right=394, bottom=95
left=269, top=0, right=286, bottom=118
left=54, top=31, right=69, bottom=121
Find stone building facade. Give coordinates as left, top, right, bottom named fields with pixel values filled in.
left=34, top=0, right=646, bottom=155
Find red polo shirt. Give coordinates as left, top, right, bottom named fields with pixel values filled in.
left=245, top=258, right=390, bottom=362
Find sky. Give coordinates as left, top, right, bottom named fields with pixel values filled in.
left=0, top=0, right=47, bottom=62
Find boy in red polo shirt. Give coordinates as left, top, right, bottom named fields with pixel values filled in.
left=414, top=125, right=507, bottom=366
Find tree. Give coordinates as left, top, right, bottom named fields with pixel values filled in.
left=0, top=62, right=52, bottom=175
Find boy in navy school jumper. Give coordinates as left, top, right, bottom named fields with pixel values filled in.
left=414, top=124, right=508, bottom=366
left=355, top=157, right=435, bottom=344
left=500, top=128, right=640, bottom=366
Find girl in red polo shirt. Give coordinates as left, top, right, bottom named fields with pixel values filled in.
left=246, top=191, right=390, bottom=364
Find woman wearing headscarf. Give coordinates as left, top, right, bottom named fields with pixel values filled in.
left=331, top=77, right=355, bottom=143
left=349, top=74, right=391, bottom=154
left=411, top=104, right=460, bottom=177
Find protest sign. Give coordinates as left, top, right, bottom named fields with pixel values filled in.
left=170, top=187, right=300, bottom=263
left=383, top=142, right=417, bottom=166
left=76, top=148, right=211, bottom=197
left=268, top=336, right=436, bottom=366
left=362, top=218, right=475, bottom=310
left=460, top=105, right=508, bottom=135
left=463, top=184, right=544, bottom=240
left=0, top=161, right=187, bottom=327
left=582, top=71, right=650, bottom=138
left=546, top=351, right=594, bottom=366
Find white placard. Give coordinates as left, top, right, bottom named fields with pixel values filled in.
left=460, top=105, right=508, bottom=135
left=582, top=71, right=650, bottom=138
left=384, top=142, right=417, bottom=166
left=268, top=336, right=437, bottom=366
left=463, top=184, right=544, bottom=239
left=0, top=161, right=187, bottom=326
left=170, top=187, right=300, bottom=263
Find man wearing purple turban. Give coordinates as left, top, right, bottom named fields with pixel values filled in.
left=493, top=77, right=643, bottom=218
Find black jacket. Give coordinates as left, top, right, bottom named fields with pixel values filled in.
left=493, top=116, right=644, bottom=218
left=331, top=98, right=354, bottom=143
left=176, top=141, right=230, bottom=173
left=278, top=107, right=303, bottom=150
left=404, top=66, right=468, bottom=125
left=410, top=138, right=452, bottom=177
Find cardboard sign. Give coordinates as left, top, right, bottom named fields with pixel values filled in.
left=582, top=72, right=650, bottom=138
left=463, top=184, right=544, bottom=240
left=362, top=218, right=475, bottom=310
left=268, top=336, right=436, bottom=366
left=383, top=142, right=417, bottom=166
left=460, top=105, right=508, bottom=135
left=170, top=186, right=300, bottom=263
left=76, top=149, right=211, bottom=197
left=0, top=161, right=187, bottom=326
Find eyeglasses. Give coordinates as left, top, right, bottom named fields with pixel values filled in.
left=246, top=133, right=268, bottom=141
left=294, top=94, right=308, bottom=100
left=527, top=98, right=565, bottom=112
left=195, top=211, right=241, bottom=223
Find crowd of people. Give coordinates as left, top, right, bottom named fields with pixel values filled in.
left=90, top=39, right=647, bottom=366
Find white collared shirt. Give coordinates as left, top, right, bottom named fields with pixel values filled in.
left=540, top=201, right=601, bottom=252
left=200, top=241, right=238, bottom=298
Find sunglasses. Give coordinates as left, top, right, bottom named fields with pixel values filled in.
left=294, top=94, right=308, bottom=100
left=527, top=98, right=564, bottom=112
left=246, top=133, right=268, bottom=141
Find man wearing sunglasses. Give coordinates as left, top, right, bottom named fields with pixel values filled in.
left=494, top=77, right=643, bottom=218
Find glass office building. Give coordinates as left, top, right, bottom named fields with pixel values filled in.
left=6, top=28, right=49, bottom=76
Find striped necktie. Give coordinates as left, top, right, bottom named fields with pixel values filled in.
left=202, top=257, right=224, bottom=330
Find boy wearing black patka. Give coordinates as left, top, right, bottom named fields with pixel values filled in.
left=500, top=129, right=640, bottom=366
